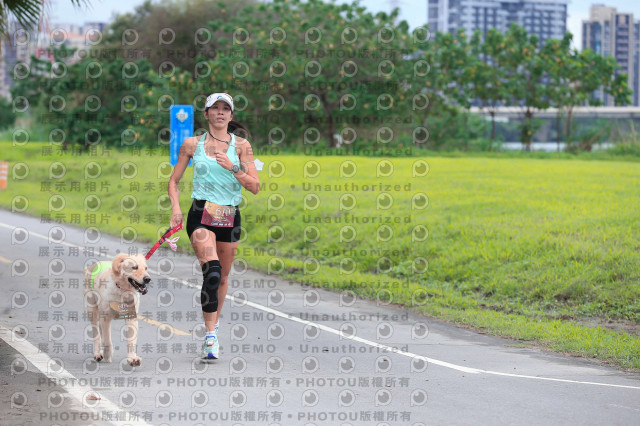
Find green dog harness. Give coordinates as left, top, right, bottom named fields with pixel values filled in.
left=90, top=262, right=112, bottom=289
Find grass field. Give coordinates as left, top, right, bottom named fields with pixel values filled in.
left=1, top=140, right=639, bottom=369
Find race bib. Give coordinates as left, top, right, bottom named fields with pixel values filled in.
left=109, top=300, right=137, bottom=319
left=201, top=201, right=236, bottom=228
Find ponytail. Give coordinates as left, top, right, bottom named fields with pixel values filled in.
left=229, top=120, right=251, bottom=141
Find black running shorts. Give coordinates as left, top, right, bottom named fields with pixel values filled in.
left=186, top=199, right=242, bottom=243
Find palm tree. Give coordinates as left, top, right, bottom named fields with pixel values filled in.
left=1, top=0, right=88, bottom=40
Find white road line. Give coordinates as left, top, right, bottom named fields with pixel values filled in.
left=230, top=295, right=482, bottom=373
left=2, top=220, right=640, bottom=390
left=608, top=404, right=640, bottom=412
left=0, top=223, right=80, bottom=249
left=481, top=370, right=640, bottom=390
left=174, top=277, right=640, bottom=390
left=0, top=325, right=152, bottom=426
left=174, top=277, right=640, bottom=389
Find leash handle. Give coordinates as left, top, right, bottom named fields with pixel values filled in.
left=145, top=223, right=183, bottom=260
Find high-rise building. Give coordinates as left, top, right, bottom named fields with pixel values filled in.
left=583, top=5, right=639, bottom=106
left=0, top=22, right=41, bottom=99
left=0, top=22, right=107, bottom=100
left=635, top=20, right=640, bottom=106
left=427, top=0, right=569, bottom=46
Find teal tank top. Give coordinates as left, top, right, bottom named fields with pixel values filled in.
left=191, top=132, right=242, bottom=206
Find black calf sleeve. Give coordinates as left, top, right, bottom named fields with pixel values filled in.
left=201, top=260, right=221, bottom=313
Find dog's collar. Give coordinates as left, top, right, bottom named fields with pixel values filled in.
left=115, top=282, right=129, bottom=291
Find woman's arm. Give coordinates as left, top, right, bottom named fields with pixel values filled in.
left=234, top=137, right=260, bottom=195
left=214, top=136, right=261, bottom=195
left=168, top=137, right=196, bottom=227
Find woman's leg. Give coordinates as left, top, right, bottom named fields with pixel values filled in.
left=214, top=240, right=240, bottom=324
left=190, top=227, right=219, bottom=332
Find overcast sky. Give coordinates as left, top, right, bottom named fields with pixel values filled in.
left=50, top=0, right=640, bottom=49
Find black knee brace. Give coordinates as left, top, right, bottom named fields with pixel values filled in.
left=201, top=260, right=221, bottom=313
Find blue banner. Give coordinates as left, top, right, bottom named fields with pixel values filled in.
left=170, top=105, right=194, bottom=166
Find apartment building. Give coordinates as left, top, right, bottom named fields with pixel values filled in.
left=583, top=4, right=639, bottom=106
left=0, top=22, right=107, bottom=99
left=427, top=0, right=568, bottom=46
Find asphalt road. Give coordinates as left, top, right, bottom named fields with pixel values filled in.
left=1, top=208, right=639, bottom=426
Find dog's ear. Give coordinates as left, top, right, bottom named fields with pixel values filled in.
left=112, top=254, right=129, bottom=277
left=133, top=254, right=148, bottom=268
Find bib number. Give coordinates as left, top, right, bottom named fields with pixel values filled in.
left=109, top=301, right=137, bottom=319
left=201, top=201, right=236, bottom=228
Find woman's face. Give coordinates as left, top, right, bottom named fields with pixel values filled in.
left=205, top=101, right=232, bottom=128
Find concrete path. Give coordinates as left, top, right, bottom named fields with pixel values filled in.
left=1, top=209, right=639, bottom=425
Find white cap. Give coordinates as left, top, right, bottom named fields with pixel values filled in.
left=205, top=93, right=234, bottom=111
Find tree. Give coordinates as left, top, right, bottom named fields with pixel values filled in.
left=433, top=29, right=478, bottom=149
left=133, top=0, right=429, bottom=149
left=60, top=56, right=154, bottom=148
left=10, top=0, right=431, bottom=150
left=101, top=0, right=256, bottom=72
left=420, top=30, right=473, bottom=112
left=234, top=0, right=425, bottom=147
left=11, top=45, right=154, bottom=148
left=469, top=28, right=507, bottom=145
left=607, top=72, right=632, bottom=106
left=543, top=33, right=570, bottom=150
left=545, top=34, right=631, bottom=150
left=496, top=24, right=550, bottom=150
left=0, top=96, right=16, bottom=129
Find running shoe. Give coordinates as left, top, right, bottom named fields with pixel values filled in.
left=201, top=333, right=219, bottom=359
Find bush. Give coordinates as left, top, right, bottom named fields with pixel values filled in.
left=606, top=140, right=640, bottom=157
left=0, top=96, right=16, bottom=130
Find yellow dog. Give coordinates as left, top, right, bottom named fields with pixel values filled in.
left=83, top=253, right=150, bottom=366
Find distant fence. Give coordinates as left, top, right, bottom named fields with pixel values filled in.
left=469, top=106, right=640, bottom=146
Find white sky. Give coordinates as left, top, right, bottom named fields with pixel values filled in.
left=51, top=0, right=640, bottom=49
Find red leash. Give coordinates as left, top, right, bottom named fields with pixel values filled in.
left=145, top=223, right=183, bottom=260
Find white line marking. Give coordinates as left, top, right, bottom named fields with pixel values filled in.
left=231, top=295, right=482, bottom=373
left=176, top=279, right=640, bottom=389
left=480, top=370, right=640, bottom=390
left=0, top=223, right=79, bottom=249
left=608, top=404, right=640, bottom=412
left=0, top=325, right=152, bottom=426
left=2, top=220, right=640, bottom=389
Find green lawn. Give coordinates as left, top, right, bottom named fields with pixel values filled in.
left=2, top=141, right=639, bottom=369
